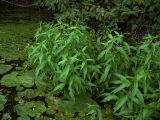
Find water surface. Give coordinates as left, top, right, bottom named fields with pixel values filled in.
left=0, top=9, right=50, bottom=61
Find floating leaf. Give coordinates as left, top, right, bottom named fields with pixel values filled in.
left=0, top=64, right=12, bottom=75
left=1, top=72, right=20, bottom=87
left=18, top=72, right=35, bottom=88
left=1, top=71, right=34, bottom=88
left=15, top=101, right=46, bottom=118
left=0, top=94, right=7, bottom=111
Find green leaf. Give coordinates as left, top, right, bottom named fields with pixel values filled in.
left=116, top=47, right=129, bottom=62
left=68, top=79, right=75, bottom=100
left=114, top=95, right=128, bottom=112
left=97, top=109, right=103, bottom=120
left=136, top=89, right=144, bottom=105
left=53, top=83, right=65, bottom=92
left=100, top=65, right=111, bottom=83
left=108, top=34, right=113, bottom=39
left=131, top=79, right=138, bottom=97
left=1, top=72, right=20, bottom=87
left=101, top=93, right=118, bottom=102
left=59, top=65, right=70, bottom=82
left=112, top=79, right=130, bottom=94
left=15, top=101, right=46, bottom=118
left=0, top=94, right=7, bottom=111
left=0, top=64, right=12, bottom=75
left=97, top=50, right=106, bottom=60
left=112, top=84, right=127, bottom=94
left=19, top=72, right=35, bottom=88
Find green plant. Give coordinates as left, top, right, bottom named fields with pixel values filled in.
left=100, top=34, right=160, bottom=119
left=87, top=104, right=103, bottom=120
left=37, top=0, right=160, bottom=31
left=1, top=1, right=160, bottom=119
left=28, top=22, right=95, bottom=99
left=28, top=22, right=160, bottom=120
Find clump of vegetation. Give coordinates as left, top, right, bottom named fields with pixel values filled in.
left=28, top=22, right=95, bottom=99
left=0, top=0, right=160, bottom=119
left=37, top=0, right=160, bottom=31
left=28, top=22, right=160, bottom=119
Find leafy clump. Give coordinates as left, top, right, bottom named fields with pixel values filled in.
left=99, top=34, right=160, bottom=119
left=1, top=1, right=160, bottom=119
left=28, top=22, right=160, bottom=120
left=28, top=22, right=95, bottom=99
left=37, top=0, right=160, bottom=31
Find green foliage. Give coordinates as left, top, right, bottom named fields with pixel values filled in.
left=99, top=34, right=160, bottom=119
left=37, top=0, right=160, bottom=30
left=1, top=2, right=160, bottom=119
left=28, top=22, right=95, bottom=99
left=28, top=22, right=160, bottom=120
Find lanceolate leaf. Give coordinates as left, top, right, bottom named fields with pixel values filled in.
left=101, top=93, right=118, bottom=102
left=59, top=65, right=70, bottom=82
left=53, top=83, right=65, bottom=92
left=100, top=65, right=111, bottom=84
left=114, top=95, right=128, bottom=112
left=112, top=84, right=128, bottom=94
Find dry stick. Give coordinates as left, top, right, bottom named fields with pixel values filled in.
left=1, top=0, right=37, bottom=7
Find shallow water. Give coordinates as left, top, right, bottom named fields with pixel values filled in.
left=0, top=9, right=51, bottom=119
left=0, top=9, right=50, bottom=61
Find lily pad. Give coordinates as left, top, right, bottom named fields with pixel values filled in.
left=0, top=64, right=12, bottom=75
left=0, top=93, right=7, bottom=111
left=15, top=101, right=46, bottom=118
left=1, top=72, right=20, bottom=87
left=1, top=71, right=35, bottom=88
left=17, top=89, right=45, bottom=99
left=18, top=72, right=35, bottom=88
